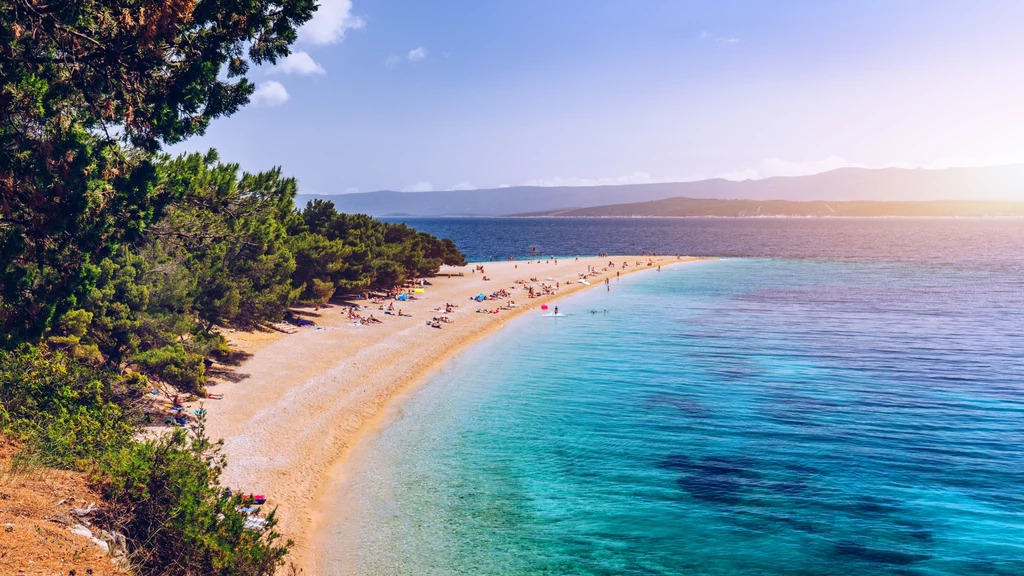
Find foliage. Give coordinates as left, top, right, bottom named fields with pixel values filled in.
left=22, top=150, right=466, bottom=390
left=289, top=200, right=467, bottom=295
left=132, top=344, right=206, bottom=395
left=0, top=0, right=315, bottom=345
left=287, top=231, right=353, bottom=304
left=97, top=421, right=290, bottom=576
left=0, top=346, right=290, bottom=575
left=151, top=151, right=300, bottom=329
left=0, top=345, right=142, bottom=467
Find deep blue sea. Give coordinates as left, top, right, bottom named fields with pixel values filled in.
left=330, top=218, right=1024, bottom=575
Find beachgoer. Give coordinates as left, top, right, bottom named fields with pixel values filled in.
left=554, top=306, right=559, bottom=315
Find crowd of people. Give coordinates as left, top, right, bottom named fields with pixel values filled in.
left=306, top=255, right=676, bottom=333
left=347, top=306, right=383, bottom=325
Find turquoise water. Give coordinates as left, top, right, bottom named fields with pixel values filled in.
left=330, top=258, right=1024, bottom=575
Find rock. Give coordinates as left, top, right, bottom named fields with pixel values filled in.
left=70, top=524, right=92, bottom=539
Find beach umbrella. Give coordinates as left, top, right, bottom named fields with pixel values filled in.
left=541, top=304, right=548, bottom=310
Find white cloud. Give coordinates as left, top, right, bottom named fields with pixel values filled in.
left=344, top=187, right=360, bottom=193
left=697, top=31, right=739, bottom=44
left=402, top=181, right=434, bottom=192
left=251, top=81, right=289, bottom=107
left=299, top=0, right=365, bottom=45
left=267, top=51, right=326, bottom=76
left=447, top=182, right=476, bottom=191
left=511, top=156, right=1024, bottom=190
left=522, top=172, right=702, bottom=187
left=521, top=162, right=860, bottom=188
left=385, top=47, right=429, bottom=68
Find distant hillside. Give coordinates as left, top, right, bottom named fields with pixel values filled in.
left=297, top=165, right=1024, bottom=216
left=518, top=198, right=1024, bottom=218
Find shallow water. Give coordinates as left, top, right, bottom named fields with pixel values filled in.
left=328, top=220, right=1024, bottom=575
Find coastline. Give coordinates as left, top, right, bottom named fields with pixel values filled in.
left=202, top=255, right=703, bottom=571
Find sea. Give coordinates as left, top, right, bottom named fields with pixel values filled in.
left=325, top=218, right=1024, bottom=575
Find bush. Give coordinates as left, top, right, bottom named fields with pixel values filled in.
left=0, top=345, right=139, bottom=468
left=133, top=344, right=206, bottom=394
left=96, top=419, right=291, bottom=576
left=0, top=346, right=288, bottom=576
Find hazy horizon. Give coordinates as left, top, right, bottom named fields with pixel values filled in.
left=302, top=163, right=1024, bottom=196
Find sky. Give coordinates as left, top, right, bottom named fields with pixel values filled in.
left=170, top=0, right=1024, bottom=194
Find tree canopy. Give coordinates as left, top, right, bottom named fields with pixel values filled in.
left=0, top=0, right=313, bottom=344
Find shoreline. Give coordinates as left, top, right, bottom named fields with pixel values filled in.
left=201, top=255, right=706, bottom=571
left=311, top=257, right=712, bottom=573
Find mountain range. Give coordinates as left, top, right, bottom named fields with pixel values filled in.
left=296, top=164, right=1024, bottom=217
left=519, top=198, right=1024, bottom=218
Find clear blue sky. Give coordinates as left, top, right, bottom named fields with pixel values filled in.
left=171, top=0, right=1024, bottom=194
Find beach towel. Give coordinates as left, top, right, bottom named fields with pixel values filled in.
left=244, top=517, right=268, bottom=531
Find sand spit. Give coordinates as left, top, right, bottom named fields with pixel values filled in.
left=201, top=255, right=702, bottom=570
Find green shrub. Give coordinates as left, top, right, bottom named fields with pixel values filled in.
left=133, top=344, right=206, bottom=394
left=0, top=345, right=139, bottom=468
left=0, top=346, right=289, bottom=576
left=96, top=419, right=291, bottom=576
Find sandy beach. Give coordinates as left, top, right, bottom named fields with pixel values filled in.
left=200, top=255, right=697, bottom=571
